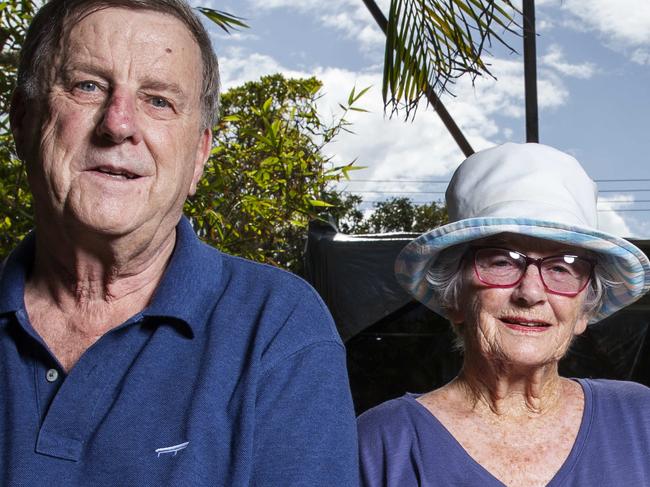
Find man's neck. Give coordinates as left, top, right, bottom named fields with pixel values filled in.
left=30, top=226, right=175, bottom=304
left=23, top=225, right=177, bottom=371
left=29, top=211, right=179, bottom=299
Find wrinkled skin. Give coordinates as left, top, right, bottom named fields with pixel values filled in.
left=9, top=7, right=213, bottom=371
left=12, top=7, right=211, bottom=254
left=451, top=234, right=590, bottom=372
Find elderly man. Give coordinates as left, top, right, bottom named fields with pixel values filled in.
left=1, top=0, right=358, bottom=485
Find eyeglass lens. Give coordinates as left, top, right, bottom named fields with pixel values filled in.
left=474, top=248, right=592, bottom=294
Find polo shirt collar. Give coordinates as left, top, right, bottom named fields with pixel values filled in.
left=143, top=216, right=223, bottom=337
left=0, top=231, right=34, bottom=315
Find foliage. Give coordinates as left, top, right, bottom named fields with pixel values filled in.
left=383, top=0, right=518, bottom=117
left=339, top=196, right=448, bottom=234
left=326, top=193, right=366, bottom=234
left=186, top=74, right=365, bottom=273
left=0, top=0, right=36, bottom=258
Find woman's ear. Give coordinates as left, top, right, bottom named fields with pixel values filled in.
left=447, top=307, right=465, bottom=326
left=573, top=314, right=589, bottom=336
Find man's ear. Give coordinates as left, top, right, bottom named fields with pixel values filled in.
left=188, top=127, right=211, bottom=196
left=9, top=90, right=29, bottom=160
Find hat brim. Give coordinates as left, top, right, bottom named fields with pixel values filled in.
left=395, top=217, right=650, bottom=323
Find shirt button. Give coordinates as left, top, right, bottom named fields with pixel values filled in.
left=46, top=369, right=59, bottom=383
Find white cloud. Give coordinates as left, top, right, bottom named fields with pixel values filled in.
left=247, top=0, right=390, bottom=12
left=216, top=44, right=571, bottom=202
left=356, top=24, right=385, bottom=52
left=219, top=48, right=298, bottom=88
left=321, top=13, right=355, bottom=32
left=597, top=195, right=634, bottom=237
left=246, top=0, right=386, bottom=53
left=621, top=215, right=650, bottom=239
left=246, top=0, right=327, bottom=9
left=541, top=45, right=596, bottom=79
left=631, top=49, right=650, bottom=66
left=214, top=31, right=260, bottom=43
left=560, top=0, right=650, bottom=47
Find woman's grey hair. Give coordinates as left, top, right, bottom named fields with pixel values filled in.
left=16, top=0, right=220, bottom=129
left=425, top=243, right=616, bottom=349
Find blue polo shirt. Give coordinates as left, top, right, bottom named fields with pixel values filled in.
left=0, top=218, right=358, bottom=486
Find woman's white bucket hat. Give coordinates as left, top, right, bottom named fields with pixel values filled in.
left=395, top=142, right=650, bottom=323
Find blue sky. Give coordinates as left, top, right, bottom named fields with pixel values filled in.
left=196, top=0, right=650, bottom=238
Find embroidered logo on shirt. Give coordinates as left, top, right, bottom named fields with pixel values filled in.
left=155, top=441, right=189, bottom=457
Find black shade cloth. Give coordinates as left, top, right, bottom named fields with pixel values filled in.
left=304, top=220, right=419, bottom=342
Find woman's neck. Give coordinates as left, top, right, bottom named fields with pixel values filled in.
left=455, top=353, right=565, bottom=417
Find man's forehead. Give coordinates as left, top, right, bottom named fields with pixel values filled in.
left=64, top=7, right=197, bottom=50
left=58, top=7, right=202, bottom=85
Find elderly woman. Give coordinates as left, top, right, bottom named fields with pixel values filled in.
left=357, top=143, right=650, bottom=486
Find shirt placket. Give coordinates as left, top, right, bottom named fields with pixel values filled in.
left=16, top=313, right=152, bottom=462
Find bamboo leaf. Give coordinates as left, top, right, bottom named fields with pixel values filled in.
left=309, top=200, right=334, bottom=208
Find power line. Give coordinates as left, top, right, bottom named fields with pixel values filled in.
left=347, top=179, right=450, bottom=184
left=598, top=209, right=650, bottom=212
left=355, top=199, right=650, bottom=205
left=599, top=199, right=650, bottom=203
left=343, top=189, right=650, bottom=195
left=345, top=178, right=650, bottom=184
left=343, top=190, right=446, bottom=194
left=596, top=179, right=650, bottom=183
left=598, top=189, right=650, bottom=193
left=352, top=203, right=650, bottom=213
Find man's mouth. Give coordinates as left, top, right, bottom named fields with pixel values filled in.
left=93, top=166, right=140, bottom=180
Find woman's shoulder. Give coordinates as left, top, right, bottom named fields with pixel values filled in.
left=571, top=379, right=650, bottom=482
left=579, top=377, right=650, bottom=401
left=357, top=395, right=419, bottom=436
left=578, top=378, right=650, bottom=418
left=357, top=395, right=453, bottom=487
left=357, top=393, right=441, bottom=451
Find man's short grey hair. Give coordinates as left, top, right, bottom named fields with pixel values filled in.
left=425, top=243, right=615, bottom=349
left=16, top=0, right=220, bottom=129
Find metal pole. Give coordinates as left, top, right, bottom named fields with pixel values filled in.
left=523, top=0, right=539, bottom=142
left=361, top=0, right=474, bottom=157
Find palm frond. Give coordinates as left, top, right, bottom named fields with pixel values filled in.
left=384, top=0, right=519, bottom=118
left=197, top=8, right=249, bottom=34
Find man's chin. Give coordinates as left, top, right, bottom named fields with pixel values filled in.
left=62, top=210, right=150, bottom=240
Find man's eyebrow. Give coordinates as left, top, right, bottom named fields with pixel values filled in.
left=140, top=80, right=188, bottom=99
left=59, top=62, right=112, bottom=81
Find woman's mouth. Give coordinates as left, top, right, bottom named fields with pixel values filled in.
left=500, top=317, right=552, bottom=331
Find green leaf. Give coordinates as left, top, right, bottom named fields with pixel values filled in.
left=196, top=8, right=249, bottom=34
left=308, top=200, right=334, bottom=208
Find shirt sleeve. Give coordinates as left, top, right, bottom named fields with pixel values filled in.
left=252, top=340, right=359, bottom=486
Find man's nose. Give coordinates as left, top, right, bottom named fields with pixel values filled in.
left=511, top=263, right=547, bottom=305
left=96, top=91, right=143, bottom=144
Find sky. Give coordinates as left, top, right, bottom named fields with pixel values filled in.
left=194, top=0, right=650, bottom=238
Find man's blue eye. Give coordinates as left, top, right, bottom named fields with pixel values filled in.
left=150, top=97, right=169, bottom=108
left=77, top=81, right=98, bottom=92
